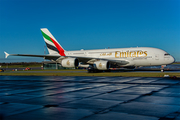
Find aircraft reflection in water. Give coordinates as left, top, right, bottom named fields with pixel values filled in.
left=4, top=28, right=174, bottom=72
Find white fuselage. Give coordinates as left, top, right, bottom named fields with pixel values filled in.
left=64, top=47, right=174, bottom=67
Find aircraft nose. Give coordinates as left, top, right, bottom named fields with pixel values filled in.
left=170, top=56, right=175, bottom=63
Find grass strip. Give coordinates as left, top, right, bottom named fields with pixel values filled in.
left=0, top=71, right=180, bottom=77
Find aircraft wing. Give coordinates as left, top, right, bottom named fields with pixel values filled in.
left=4, top=52, right=129, bottom=66
left=4, top=52, right=61, bottom=60
left=68, top=56, right=129, bottom=66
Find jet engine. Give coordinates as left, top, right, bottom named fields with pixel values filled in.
left=93, top=61, right=110, bottom=70
left=61, top=58, right=79, bottom=68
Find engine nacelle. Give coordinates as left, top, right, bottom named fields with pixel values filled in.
left=78, top=62, right=90, bottom=68
left=93, top=61, right=109, bottom=70
left=61, top=58, right=79, bottom=68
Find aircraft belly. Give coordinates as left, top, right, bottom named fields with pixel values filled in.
left=133, top=58, right=150, bottom=66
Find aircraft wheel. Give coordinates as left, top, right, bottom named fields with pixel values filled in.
left=88, top=69, right=94, bottom=73
left=88, top=69, right=99, bottom=73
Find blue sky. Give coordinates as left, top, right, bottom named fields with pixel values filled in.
left=0, top=0, right=180, bottom=62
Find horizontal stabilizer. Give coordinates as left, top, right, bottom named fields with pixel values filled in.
left=4, top=51, right=9, bottom=58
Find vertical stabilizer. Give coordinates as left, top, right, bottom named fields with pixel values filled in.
left=40, top=28, right=65, bottom=56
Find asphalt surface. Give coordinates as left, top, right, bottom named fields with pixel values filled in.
left=0, top=76, right=180, bottom=120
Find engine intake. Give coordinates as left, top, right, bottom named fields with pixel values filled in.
left=94, top=61, right=109, bottom=70
left=61, top=58, right=79, bottom=68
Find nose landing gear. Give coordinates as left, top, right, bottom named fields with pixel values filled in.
left=161, top=65, right=166, bottom=72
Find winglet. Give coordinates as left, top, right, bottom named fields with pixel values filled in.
left=4, top=51, right=9, bottom=58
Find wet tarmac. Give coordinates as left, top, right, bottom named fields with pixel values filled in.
left=0, top=76, right=180, bottom=120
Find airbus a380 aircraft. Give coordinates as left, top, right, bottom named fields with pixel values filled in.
left=4, top=28, right=175, bottom=72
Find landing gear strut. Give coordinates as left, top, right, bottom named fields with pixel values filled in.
left=161, top=65, right=166, bottom=72
left=88, top=68, right=99, bottom=73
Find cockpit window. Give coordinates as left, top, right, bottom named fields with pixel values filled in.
left=164, top=53, right=170, bottom=56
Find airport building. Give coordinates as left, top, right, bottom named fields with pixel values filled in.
left=42, top=61, right=75, bottom=70
left=43, top=61, right=64, bottom=70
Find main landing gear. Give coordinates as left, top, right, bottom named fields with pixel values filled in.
left=88, top=68, right=99, bottom=73
left=87, top=67, right=111, bottom=73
